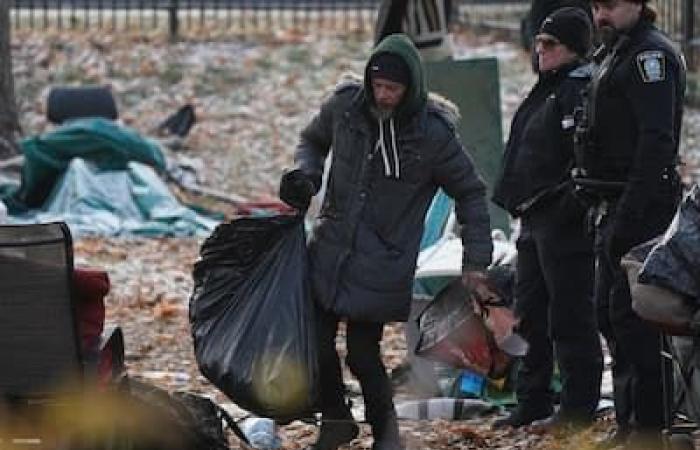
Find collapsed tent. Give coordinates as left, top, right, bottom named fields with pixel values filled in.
left=0, top=118, right=218, bottom=237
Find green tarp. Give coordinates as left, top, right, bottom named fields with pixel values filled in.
left=3, top=118, right=166, bottom=213
left=6, top=158, right=218, bottom=237
left=1, top=118, right=218, bottom=237
left=425, top=57, right=509, bottom=233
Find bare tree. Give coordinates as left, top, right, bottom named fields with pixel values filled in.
left=0, top=1, right=20, bottom=158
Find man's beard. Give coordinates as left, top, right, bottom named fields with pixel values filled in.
left=598, top=25, right=619, bottom=47
left=370, top=105, right=395, bottom=120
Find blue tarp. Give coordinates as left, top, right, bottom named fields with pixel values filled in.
left=3, top=118, right=166, bottom=213
left=6, top=158, right=218, bottom=237
left=414, top=189, right=454, bottom=297
left=1, top=118, right=218, bottom=236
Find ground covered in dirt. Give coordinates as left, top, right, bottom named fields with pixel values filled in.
left=11, top=26, right=700, bottom=449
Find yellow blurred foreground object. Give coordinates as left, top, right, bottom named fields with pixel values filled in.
left=0, top=384, right=186, bottom=450
left=252, top=351, right=313, bottom=417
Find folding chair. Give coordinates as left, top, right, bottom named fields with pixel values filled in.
left=0, top=222, right=125, bottom=447
left=661, top=334, right=700, bottom=449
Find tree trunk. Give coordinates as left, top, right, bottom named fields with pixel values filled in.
left=0, top=2, right=19, bottom=158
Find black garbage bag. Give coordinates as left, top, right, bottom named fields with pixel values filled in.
left=158, top=104, right=197, bottom=138
left=639, top=184, right=700, bottom=300
left=189, top=214, right=318, bottom=420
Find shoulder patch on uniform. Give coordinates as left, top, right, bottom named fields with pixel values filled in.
left=636, top=50, right=666, bottom=83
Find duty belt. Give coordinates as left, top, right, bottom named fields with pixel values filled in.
left=573, top=177, right=626, bottom=195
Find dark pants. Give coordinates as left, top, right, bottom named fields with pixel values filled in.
left=315, top=306, right=395, bottom=431
left=595, top=195, right=679, bottom=433
left=514, top=208, right=602, bottom=419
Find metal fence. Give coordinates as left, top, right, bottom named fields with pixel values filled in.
left=8, top=0, right=700, bottom=71
left=10, top=0, right=381, bottom=35
left=656, top=0, right=698, bottom=70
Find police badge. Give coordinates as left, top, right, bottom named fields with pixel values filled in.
left=636, top=51, right=666, bottom=83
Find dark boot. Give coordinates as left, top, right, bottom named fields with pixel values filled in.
left=596, top=426, right=631, bottom=449
left=370, top=411, right=404, bottom=450
left=623, top=430, right=663, bottom=450
left=307, top=413, right=359, bottom=450
left=491, top=404, right=553, bottom=429
left=530, top=409, right=594, bottom=435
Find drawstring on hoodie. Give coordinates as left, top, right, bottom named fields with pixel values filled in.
left=375, top=117, right=401, bottom=179
left=390, top=119, right=400, bottom=178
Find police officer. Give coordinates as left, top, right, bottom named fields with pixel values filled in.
left=575, top=0, right=686, bottom=447
left=526, top=0, right=592, bottom=71
left=492, top=7, right=602, bottom=430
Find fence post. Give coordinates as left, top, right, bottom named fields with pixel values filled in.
left=169, top=0, right=179, bottom=40
left=685, top=0, right=695, bottom=70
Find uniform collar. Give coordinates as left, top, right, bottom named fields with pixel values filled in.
left=539, top=60, right=585, bottom=79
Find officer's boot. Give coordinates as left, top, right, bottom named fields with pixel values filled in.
left=370, top=410, right=404, bottom=450
left=492, top=403, right=552, bottom=429
left=307, top=408, right=359, bottom=450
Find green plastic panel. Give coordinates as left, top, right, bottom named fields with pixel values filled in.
left=426, top=57, right=509, bottom=233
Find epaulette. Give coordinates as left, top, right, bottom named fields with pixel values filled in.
left=568, top=63, right=594, bottom=79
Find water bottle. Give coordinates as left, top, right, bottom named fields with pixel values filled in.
left=241, top=417, right=282, bottom=450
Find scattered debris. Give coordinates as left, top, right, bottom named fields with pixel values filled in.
left=9, top=26, right=698, bottom=450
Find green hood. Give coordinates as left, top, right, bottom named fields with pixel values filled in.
left=364, top=33, right=427, bottom=121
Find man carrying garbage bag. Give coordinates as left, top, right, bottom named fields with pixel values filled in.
left=279, top=34, right=493, bottom=450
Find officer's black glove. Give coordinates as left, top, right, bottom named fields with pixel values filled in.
left=279, top=169, right=316, bottom=211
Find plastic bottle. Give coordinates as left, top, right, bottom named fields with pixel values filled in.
left=241, top=417, right=282, bottom=450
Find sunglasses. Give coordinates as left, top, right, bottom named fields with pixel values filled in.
left=535, top=36, right=562, bottom=49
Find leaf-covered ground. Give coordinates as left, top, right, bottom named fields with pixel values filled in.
left=11, top=26, right=700, bottom=449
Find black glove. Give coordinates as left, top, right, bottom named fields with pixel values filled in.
left=279, top=169, right=316, bottom=211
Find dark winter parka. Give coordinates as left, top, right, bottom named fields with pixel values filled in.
left=584, top=17, right=686, bottom=247
left=294, top=34, right=492, bottom=323
left=493, top=61, right=591, bottom=220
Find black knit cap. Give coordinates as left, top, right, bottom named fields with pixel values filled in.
left=368, top=52, right=411, bottom=86
left=539, top=7, right=593, bottom=57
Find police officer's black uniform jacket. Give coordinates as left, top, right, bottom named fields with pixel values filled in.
left=584, top=16, right=686, bottom=254
left=583, top=16, right=687, bottom=434
left=492, top=59, right=603, bottom=419
left=493, top=60, right=591, bottom=220
left=293, top=35, right=493, bottom=323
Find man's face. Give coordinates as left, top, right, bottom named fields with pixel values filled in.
left=535, top=34, right=579, bottom=73
left=371, top=78, right=407, bottom=114
left=592, top=0, right=642, bottom=32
